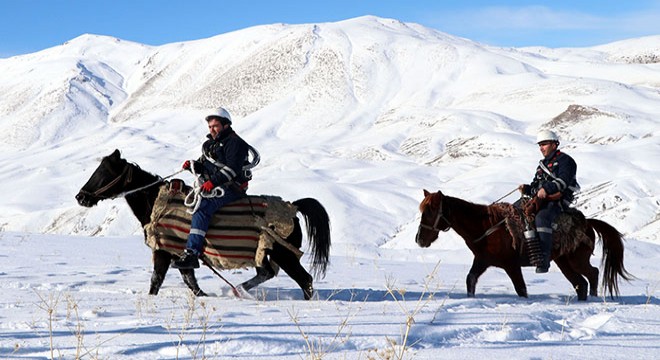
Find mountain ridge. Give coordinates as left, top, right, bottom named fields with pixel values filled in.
left=0, top=16, right=658, bottom=252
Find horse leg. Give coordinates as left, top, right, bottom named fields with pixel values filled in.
left=179, top=268, right=207, bottom=296
left=503, top=265, right=528, bottom=298
left=553, top=256, right=588, bottom=301
left=466, top=258, right=489, bottom=298
left=149, top=250, right=171, bottom=295
left=239, top=260, right=276, bottom=292
left=271, top=244, right=314, bottom=300
left=568, top=247, right=599, bottom=297
left=152, top=250, right=207, bottom=296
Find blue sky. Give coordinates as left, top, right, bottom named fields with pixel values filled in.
left=2, top=0, right=660, bottom=58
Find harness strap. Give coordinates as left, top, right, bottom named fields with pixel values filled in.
left=473, top=219, right=506, bottom=243
left=538, top=160, right=567, bottom=192
left=203, top=153, right=237, bottom=179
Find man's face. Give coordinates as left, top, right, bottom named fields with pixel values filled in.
left=207, top=119, right=225, bottom=139
left=538, top=141, right=557, bottom=157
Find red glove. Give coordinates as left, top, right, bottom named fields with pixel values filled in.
left=182, top=160, right=191, bottom=170
left=201, top=180, right=215, bottom=192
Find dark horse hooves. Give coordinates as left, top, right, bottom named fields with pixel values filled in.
left=193, top=289, right=208, bottom=297
left=303, top=282, right=314, bottom=300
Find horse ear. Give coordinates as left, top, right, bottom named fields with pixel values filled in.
left=110, top=149, right=121, bottom=159
left=423, top=189, right=431, bottom=197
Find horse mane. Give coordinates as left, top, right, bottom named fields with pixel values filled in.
left=447, top=195, right=490, bottom=217
left=102, top=150, right=157, bottom=182
left=420, top=192, right=492, bottom=217
left=419, top=193, right=436, bottom=212
left=127, top=161, right=160, bottom=182
left=108, top=156, right=162, bottom=225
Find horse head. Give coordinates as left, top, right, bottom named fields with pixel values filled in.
left=415, top=189, right=451, bottom=247
left=75, top=149, right=132, bottom=207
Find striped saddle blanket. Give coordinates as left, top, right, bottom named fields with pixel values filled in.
left=144, top=180, right=299, bottom=269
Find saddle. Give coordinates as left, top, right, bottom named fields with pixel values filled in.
left=489, top=200, right=593, bottom=264
left=144, top=180, right=301, bottom=270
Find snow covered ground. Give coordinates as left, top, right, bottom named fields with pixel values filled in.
left=1, top=232, right=658, bottom=359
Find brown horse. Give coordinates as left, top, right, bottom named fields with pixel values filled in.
left=415, top=189, right=632, bottom=301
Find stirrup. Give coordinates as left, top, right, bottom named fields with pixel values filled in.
left=172, top=251, right=200, bottom=269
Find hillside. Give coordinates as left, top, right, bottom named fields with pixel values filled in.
left=0, top=16, right=658, bottom=254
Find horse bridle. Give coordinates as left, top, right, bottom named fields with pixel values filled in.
left=78, top=161, right=135, bottom=200
left=418, top=193, right=451, bottom=234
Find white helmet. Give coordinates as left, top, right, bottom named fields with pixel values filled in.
left=536, top=130, right=559, bottom=144
left=205, top=107, right=232, bottom=125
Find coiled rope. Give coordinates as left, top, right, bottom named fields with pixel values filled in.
left=183, top=160, right=226, bottom=214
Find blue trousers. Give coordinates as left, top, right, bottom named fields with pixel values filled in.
left=186, top=187, right=242, bottom=256
left=535, top=201, right=561, bottom=260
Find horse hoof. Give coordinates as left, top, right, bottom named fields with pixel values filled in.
left=303, top=284, right=314, bottom=300
left=517, top=289, right=528, bottom=298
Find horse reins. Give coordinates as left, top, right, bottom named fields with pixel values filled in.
left=80, top=161, right=184, bottom=200
left=81, top=163, right=133, bottom=199
left=471, top=187, right=518, bottom=243
left=420, top=190, right=511, bottom=243
left=473, top=218, right=506, bottom=243
left=491, top=187, right=519, bottom=204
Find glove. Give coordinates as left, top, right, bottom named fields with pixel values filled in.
left=523, top=196, right=546, bottom=217
left=183, top=160, right=203, bottom=173
left=201, top=180, right=215, bottom=192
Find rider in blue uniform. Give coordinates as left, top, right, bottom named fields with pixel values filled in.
left=173, top=107, right=250, bottom=269
left=519, top=130, right=579, bottom=273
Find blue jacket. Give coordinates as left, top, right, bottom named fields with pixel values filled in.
left=522, top=149, right=578, bottom=203
left=197, top=126, right=250, bottom=187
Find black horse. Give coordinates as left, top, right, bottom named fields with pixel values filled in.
left=75, top=149, right=331, bottom=299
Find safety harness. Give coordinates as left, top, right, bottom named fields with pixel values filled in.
left=535, top=150, right=580, bottom=205
left=184, top=143, right=261, bottom=214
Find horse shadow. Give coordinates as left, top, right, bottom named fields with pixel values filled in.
left=229, top=286, right=660, bottom=305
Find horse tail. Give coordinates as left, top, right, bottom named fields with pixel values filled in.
left=587, top=218, right=634, bottom=298
left=293, top=198, right=331, bottom=278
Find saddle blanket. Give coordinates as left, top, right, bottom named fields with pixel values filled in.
left=489, top=201, right=593, bottom=257
left=144, top=181, right=299, bottom=269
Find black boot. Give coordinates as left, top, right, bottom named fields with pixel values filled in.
left=535, top=232, right=553, bottom=273
left=172, top=249, right=200, bottom=269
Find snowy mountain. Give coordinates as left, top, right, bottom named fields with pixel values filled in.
left=1, top=16, right=659, bottom=359
left=0, top=15, right=659, bottom=255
